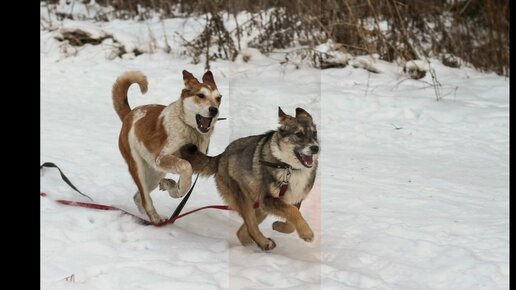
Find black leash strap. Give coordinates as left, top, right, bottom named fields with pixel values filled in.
left=40, top=118, right=229, bottom=223
left=41, top=161, right=200, bottom=224
left=40, top=162, right=94, bottom=201
left=169, top=174, right=199, bottom=224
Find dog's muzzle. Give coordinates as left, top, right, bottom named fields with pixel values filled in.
left=294, top=150, right=315, bottom=168
left=196, top=114, right=213, bottom=133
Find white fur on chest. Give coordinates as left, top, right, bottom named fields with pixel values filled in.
left=129, top=104, right=210, bottom=170
left=159, top=103, right=211, bottom=156
left=268, top=133, right=316, bottom=204
left=271, top=168, right=314, bottom=204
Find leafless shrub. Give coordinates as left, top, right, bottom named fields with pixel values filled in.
left=181, top=11, right=237, bottom=69
left=42, top=0, right=509, bottom=76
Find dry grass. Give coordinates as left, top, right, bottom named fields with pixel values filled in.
left=43, top=0, right=509, bottom=76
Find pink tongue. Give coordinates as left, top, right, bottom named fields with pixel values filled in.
left=302, top=154, right=313, bottom=166
left=199, top=117, right=211, bottom=129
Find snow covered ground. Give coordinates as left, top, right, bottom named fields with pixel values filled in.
left=41, top=16, right=509, bottom=290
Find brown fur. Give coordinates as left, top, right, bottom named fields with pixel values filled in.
left=133, top=106, right=168, bottom=154
left=113, top=70, right=222, bottom=224
left=112, top=71, right=148, bottom=121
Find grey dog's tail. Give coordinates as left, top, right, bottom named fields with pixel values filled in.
left=180, top=144, right=219, bottom=177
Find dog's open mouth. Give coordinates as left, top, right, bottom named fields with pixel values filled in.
left=295, top=151, right=314, bottom=168
left=196, top=114, right=213, bottom=133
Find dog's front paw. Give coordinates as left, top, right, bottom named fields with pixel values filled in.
left=272, top=221, right=295, bottom=233
left=159, top=178, right=181, bottom=198
left=298, top=227, right=314, bottom=242
left=159, top=178, right=176, bottom=190
left=259, top=238, right=276, bottom=251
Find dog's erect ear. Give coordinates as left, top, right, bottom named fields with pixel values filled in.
left=183, top=70, right=199, bottom=87
left=183, top=70, right=195, bottom=81
left=278, top=107, right=293, bottom=134
left=295, top=107, right=312, bottom=119
left=278, top=107, right=288, bottom=122
left=202, top=71, right=216, bottom=85
left=278, top=107, right=294, bottom=124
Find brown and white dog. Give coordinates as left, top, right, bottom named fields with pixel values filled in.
left=112, top=70, right=222, bottom=224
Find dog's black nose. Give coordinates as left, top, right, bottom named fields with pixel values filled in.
left=209, top=107, right=218, bottom=117
left=310, top=145, right=319, bottom=154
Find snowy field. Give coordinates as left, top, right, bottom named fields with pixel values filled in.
left=41, top=16, right=509, bottom=290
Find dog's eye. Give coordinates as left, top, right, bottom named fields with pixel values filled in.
left=215, top=96, right=222, bottom=102
left=296, top=132, right=304, bottom=138
left=197, top=93, right=205, bottom=99
left=313, top=131, right=317, bottom=138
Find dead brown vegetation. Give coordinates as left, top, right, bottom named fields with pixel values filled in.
left=43, top=0, right=509, bottom=76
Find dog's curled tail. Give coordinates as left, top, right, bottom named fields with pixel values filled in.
left=180, top=144, right=219, bottom=177
left=112, top=71, right=148, bottom=121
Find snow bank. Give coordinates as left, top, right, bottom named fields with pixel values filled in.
left=41, top=16, right=509, bottom=290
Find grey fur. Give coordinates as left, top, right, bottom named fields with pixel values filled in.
left=180, top=107, right=319, bottom=251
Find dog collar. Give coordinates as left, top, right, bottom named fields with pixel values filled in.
left=259, top=160, right=293, bottom=170
left=260, top=160, right=293, bottom=197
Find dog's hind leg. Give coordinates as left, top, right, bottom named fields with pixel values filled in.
left=130, top=154, right=166, bottom=224
left=133, top=191, right=145, bottom=214
left=134, top=165, right=165, bottom=215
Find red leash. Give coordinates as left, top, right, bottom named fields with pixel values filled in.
left=40, top=192, right=258, bottom=226
left=40, top=162, right=259, bottom=226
